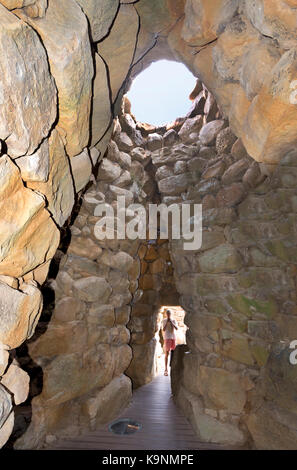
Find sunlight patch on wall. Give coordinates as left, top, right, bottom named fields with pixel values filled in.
left=127, top=60, right=197, bottom=126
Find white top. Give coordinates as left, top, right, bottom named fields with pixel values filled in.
left=162, top=318, right=177, bottom=340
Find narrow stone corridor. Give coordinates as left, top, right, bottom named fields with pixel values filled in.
left=2, top=0, right=297, bottom=451
left=48, top=374, right=223, bottom=451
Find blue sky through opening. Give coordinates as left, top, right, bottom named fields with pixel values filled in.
left=127, top=60, right=197, bottom=126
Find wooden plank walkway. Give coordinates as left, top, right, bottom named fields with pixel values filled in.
left=50, top=374, right=224, bottom=450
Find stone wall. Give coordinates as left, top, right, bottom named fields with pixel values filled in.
left=13, top=120, right=152, bottom=448
left=1, top=0, right=297, bottom=450
left=168, top=143, right=297, bottom=448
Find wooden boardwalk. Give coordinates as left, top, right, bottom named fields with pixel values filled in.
left=50, top=374, right=223, bottom=450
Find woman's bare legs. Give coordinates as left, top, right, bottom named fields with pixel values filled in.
left=164, top=350, right=169, bottom=375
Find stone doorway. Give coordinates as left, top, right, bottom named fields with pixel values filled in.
left=154, top=306, right=187, bottom=377
left=125, top=236, right=182, bottom=390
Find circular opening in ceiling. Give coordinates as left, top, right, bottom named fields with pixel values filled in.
left=108, top=418, right=142, bottom=435
left=127, top=60, right=197, bottom=127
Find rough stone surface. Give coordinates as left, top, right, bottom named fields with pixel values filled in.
left=1, top=363, right=30, bottom=405
left=0, top=281, right=43, bottom=349
left=126, top=340, right=157, bottom=389
left=178, top=116, right=203, bottom=143
left=147, top=133, right=163, bottom=151
left=158, top=173, right=192, bottom=195
left=15, top=139, right=50, bottom=182
left=101, top=251, right=134, bottom=272
left=0, top=411, right=14, bottom=448
left=91, top=53, right=112, bottom=147
left=98, top=158, right=121, bottom=182
left=243, top=0, right=297, bottom=49
left=70, top=148, right=92, bottom=193
left=73, top=277, right=112, bottom=303
left=76, top=0, right=119, bottom=42
left=135, top=0, right=183, bottom=35
left=246, top=403, right=297, bottom=450
left=17, top=0, right=94, bottom=157
left=174, top=386, right=246, bottom=446
left=0, top=5, right=57, bottom=158
left=0, top=344, right=9, bottom=377
left=99, top=4, right=139, bottom=102
left=0, top=155, right=60, bottom=277
left=198, top=244, right=243, bottom=273
left=0, top=384, right=12, bottom=428
left=40, top=346, right=115, bottom=405
left=115, top=132, right=134, bottom=152
left=199, top=120, right=226, bottom=146
left=182, top=0, right=239, bottom=46
left=199, top=366, right=246, bottom=414
left=84, top=375, right=131, bottom=427
left=29, top=130, right=75, bottom=227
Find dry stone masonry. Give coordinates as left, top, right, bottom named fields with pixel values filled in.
left=1, top=0, right=297, bottom=450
